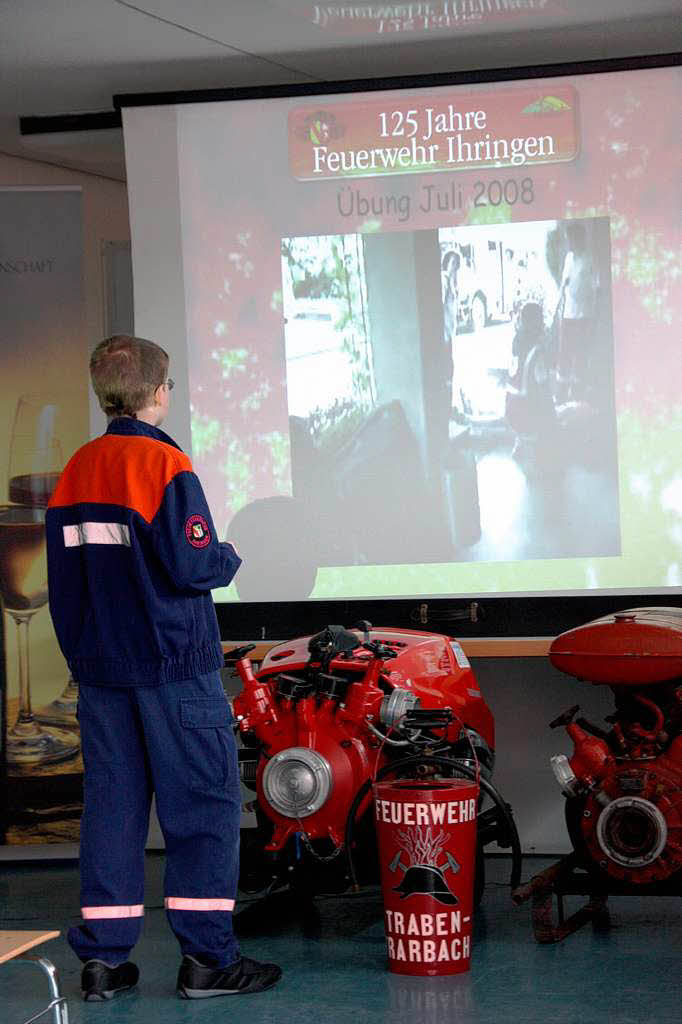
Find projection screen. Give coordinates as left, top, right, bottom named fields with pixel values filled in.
left=119, top=60, right=682, bottom=606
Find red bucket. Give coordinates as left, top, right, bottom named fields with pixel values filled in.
left=373, top=778, right=479, bottom=976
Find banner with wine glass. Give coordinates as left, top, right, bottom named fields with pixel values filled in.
left=1, top=186, right=88, bottom=844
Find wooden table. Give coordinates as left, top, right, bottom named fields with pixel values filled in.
left=222, top=636, right=554, bottom=660
left=0, top=931, right=60, bottom=965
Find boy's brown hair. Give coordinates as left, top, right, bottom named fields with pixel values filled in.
left=90, top=335, right=169, bottom=418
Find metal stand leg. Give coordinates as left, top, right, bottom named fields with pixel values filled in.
left=15, top=955, right=69, bottom=1024
left=512, top=854, right=611, bottom=944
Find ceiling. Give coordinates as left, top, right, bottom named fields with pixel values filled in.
left=1, top=0, right=680, bottom=181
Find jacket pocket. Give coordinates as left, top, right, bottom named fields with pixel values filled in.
left=180, top=697, right=234, bottom=792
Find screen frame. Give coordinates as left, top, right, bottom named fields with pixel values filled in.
left=116, top=52, right=682, bottom=639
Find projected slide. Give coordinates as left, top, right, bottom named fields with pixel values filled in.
left=122, top=63, right=681, bottom=602
left=279, top=216, right=618, bottom=572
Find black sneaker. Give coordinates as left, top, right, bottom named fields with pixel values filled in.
left=81, top=960, right=139, bottom=1001
left=177, top=954, right=282, bottom=998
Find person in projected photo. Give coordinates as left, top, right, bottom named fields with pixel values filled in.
left=439, top=248, right=460, bottom=429
left=505, top=302, right=556, bottom=458
left=441, top=248, right=461, bottom=347
left=555, top=220, right=598, bottom=403
left=45, top=336, right=281, bottom=1002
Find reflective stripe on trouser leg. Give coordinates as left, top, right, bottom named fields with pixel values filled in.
left=69, top=684, right=152, bottom=965
left=83, top=905, right=145, bottom=919
left=165, top=898, right=235, bottom=912
left=137, top=672, right=242, bottom=969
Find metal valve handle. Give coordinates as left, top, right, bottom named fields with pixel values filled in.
left=224, top=643, right=257, bottom=662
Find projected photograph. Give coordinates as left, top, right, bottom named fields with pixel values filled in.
left=254, top=215, right=619, bottom=584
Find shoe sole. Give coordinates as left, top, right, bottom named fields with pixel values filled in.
left=178, top=974, right=281, bottom=999
left=83, top=985, right=136, bottom=1001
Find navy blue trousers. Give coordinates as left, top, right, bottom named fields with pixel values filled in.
left=69, top=671, right=241, bottom=968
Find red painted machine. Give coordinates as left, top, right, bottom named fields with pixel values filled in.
left=549, top=608, right=682, bottom=886
left=229, top=624, right=520, bottom=899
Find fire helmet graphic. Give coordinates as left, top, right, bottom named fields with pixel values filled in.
left=389, top=825, right=460, bottom=905
left=393, top=864, right=459, bottom=906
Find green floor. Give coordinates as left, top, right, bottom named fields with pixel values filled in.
left=1, top=855, right=680, bottom=1023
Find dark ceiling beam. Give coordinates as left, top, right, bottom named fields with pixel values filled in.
left=20, top=111, right=122, bottom=136
left=114, top=51, right=681, bottom=109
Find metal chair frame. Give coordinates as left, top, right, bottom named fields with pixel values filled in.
left=1, top=937, right=69, bottom=1024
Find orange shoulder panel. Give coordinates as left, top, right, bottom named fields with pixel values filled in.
left=49, top=435, right=193, bottom=523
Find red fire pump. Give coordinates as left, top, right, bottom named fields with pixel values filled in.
left=229, top=624, right=521, bottom=900
left=549, top=608, right=682, bottom=886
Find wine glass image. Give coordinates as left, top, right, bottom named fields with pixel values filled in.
left=33, top=674, right=79, bottom=728
left=0, top=395, right=80, bottom=766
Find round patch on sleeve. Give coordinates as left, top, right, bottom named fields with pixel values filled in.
left=185, top=514, right=211, bottom=548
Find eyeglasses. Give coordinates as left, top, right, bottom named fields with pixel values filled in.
left=161, top=378, right=175, bottom=392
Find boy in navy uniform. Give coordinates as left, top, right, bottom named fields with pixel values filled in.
left=46, top=335, right=281, bottom=1000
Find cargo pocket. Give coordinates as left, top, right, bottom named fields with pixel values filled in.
left=180, top=697, right=234, bottom=793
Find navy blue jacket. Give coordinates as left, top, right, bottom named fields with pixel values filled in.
left=46, top=418, right=241, bottom=685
